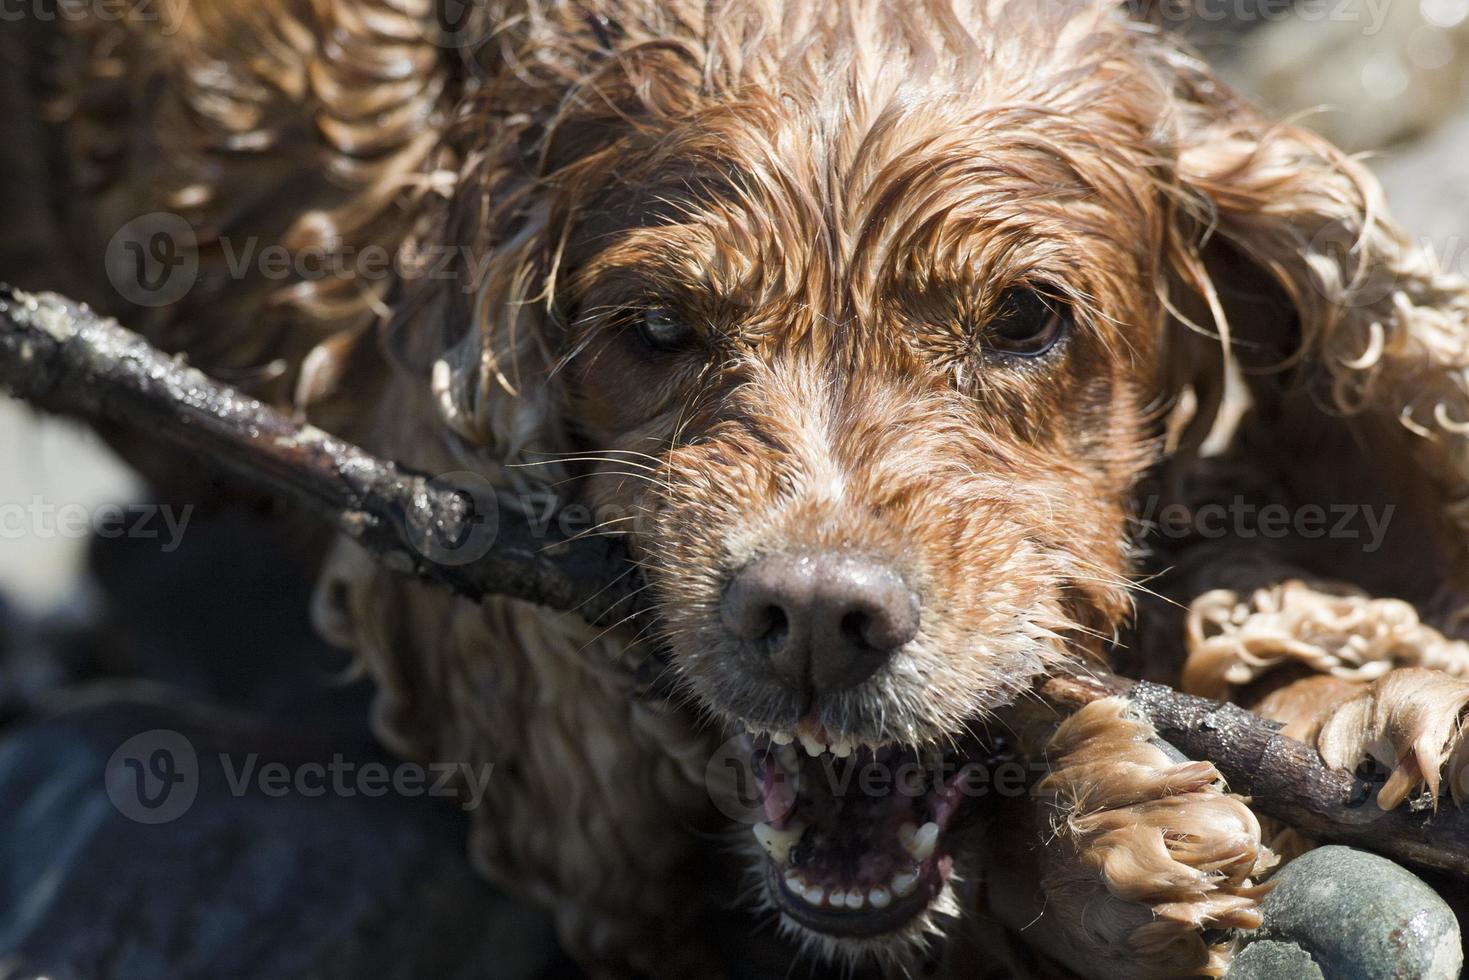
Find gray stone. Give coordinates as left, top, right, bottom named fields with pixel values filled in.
left=1227, top=940, right=1325, bottom=980
left=0, top=691, right=575, bottom=980
left=1247, top=845, right=1462, bottom=980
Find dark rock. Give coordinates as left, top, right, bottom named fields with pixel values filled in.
left=1226, top=940, right=1325, bottom=980
left=1240, top=845, right=1463, bottom=980
left=81, top=508, right=369, bottom=730
left=0, top=689, right=575, bottom=980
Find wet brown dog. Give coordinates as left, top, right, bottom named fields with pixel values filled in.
left=31, top=0, right=1469, bottom=976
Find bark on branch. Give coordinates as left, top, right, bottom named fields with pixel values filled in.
left=0, top=286, right=649, bottom=625
left=2, top=284, right=1466, bottom=878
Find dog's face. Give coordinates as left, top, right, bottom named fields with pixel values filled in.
left=516, top=2, right=1174, bottom=950
left=425, top=0, right=1434, bottom=962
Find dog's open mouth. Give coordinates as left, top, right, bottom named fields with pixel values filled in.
left=740, top=724, right=990, bottom=939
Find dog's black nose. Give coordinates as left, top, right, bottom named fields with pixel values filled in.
left=721, top=552, right=919, bottom=694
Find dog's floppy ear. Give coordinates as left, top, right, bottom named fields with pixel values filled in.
left=405, top=80, right=582, bottom=472
left=412, top=12, right=702, bottom=469
left=1165, top=106, right=1469, bottom=562
left=420, top=184, right=563, bottom=467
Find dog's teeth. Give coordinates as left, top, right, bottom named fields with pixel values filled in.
left=830, top=735, right=854, bottom=758
left=828, top=889, right=847, bottom=909
left=784, top=868, right=803, bottom=892
left=770, top=731, right=794, bottom=746
left=773, top=742, right=798, bottom=770
left=909, top=822, right=939, bottom=861
left=867, top=886, right=892, bottom=909
left=802, top=883, right=826, bottom=906
left=897, top=822, right=919, bottom=857
left=798, top=732, right=826, bottom=757
left=898, top=821, right=939, bottom=862
left=892, top=871, right=919, bottom=897
left=844, top=889, right=864, bottom=910
left=753, top=822, right=805, bottom=865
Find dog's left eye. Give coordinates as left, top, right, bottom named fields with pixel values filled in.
left=986, top=289, right=1070, bottom=357
left=636, top=307, right=700, bottom=354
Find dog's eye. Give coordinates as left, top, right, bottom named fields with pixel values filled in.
left=636, top=308, right=699, bottom=353
left=987, top=289, right=1070, bottom=357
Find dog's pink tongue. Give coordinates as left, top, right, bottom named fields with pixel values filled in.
left=931, top=767, right=979, bottom=829
left=762, top=769, right=796, bottom=825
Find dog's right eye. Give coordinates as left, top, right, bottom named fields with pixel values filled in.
left=636, top=308, right=700, bottom=354
left=986, top=288, right=1070, bottom=358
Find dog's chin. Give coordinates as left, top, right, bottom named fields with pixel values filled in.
left=735, top=723, right=999, bottom=956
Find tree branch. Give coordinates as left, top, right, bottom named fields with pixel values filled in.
left=0, top=285, right=649, bottom=626
left=2, top=284, right=1466, bottom=877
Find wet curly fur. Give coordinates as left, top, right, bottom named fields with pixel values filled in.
left=21, top=0, right=1469, bottom=976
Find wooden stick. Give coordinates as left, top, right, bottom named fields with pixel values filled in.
left=2, top=284, right=1466, bottom=877
left=0, top=286, right=651, bottom=626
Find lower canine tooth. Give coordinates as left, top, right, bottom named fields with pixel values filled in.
left=868, top=886, right=892, bottom=908
left=892, top=872, right=919, bottom=897
left=753, top=822, right=805, bottom=865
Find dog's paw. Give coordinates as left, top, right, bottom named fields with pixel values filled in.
left=1183, top=580, right=1469, bottom=699
left=1313, top=667, right=1469, bottom=809
left=1038, top=698, right=1276, bottom=979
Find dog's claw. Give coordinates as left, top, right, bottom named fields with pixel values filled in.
left=1316, top=668, right=1469, bottom=809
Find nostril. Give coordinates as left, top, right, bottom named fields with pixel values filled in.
left=720, top=566, right=800, bottom=645
left=761, top=606, right=790, bottom=652
left=839, top=609, right=877, bottom=651
left=852, top=592, right=920, bottom=652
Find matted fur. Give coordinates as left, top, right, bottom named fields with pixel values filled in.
left=1186, top=580, right=1469, bottom=698
left=27, top=0, right=1469, bottom=976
